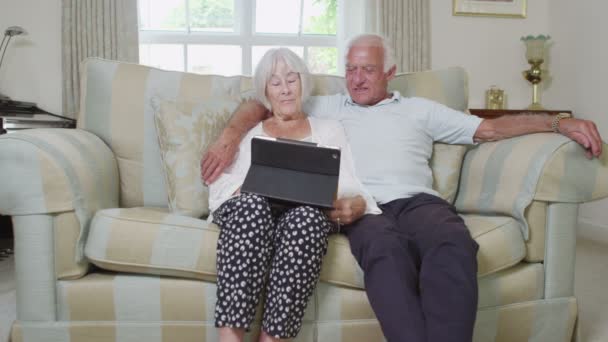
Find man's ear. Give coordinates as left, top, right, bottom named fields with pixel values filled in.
left=385, top=65, right=397, bottom=80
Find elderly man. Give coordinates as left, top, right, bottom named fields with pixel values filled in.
left=201, top=34, right=602, bottom=341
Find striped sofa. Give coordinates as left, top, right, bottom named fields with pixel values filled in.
left=1, top=57, right=607, bottom=342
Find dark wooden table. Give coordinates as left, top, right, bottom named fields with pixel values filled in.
left=469, top=109, right=573, bottom=119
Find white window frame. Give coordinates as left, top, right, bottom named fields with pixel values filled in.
left=138, top=0, right=338, bottom=75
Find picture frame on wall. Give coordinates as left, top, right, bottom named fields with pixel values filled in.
left=453, top=0, right=527, bottom=18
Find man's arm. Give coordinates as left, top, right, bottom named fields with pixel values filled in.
left=201, top=100, right=270, bottom=184
left=474, top=114, right=603, bottom=159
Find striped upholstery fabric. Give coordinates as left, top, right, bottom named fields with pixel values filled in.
left=456, top=133, right=608, bottom=240
left=54, top=266, right=543, bottom=322
left=85, top=207, right=527, bottom=288
left=54, top=211, right=89, bottom=280
left=463, top=214, right=526, bottom=277
left=77, top=58, right=470, bottom=211
left=477, top=263, right=544, bottom=308
left=523, top=201, right=547, bottom=262
left=0, top=128, right=119, bottom=261
left=9, top=274, right=564, bottom=342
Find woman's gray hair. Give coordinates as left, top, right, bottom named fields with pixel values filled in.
left=346, top=34, right=396, bottom=73
left=253, top=48, right=312, bottom=110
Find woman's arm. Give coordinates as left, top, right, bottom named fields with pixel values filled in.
left=322, top=120, right=381, bottom=225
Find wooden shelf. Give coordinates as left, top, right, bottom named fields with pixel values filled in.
left=469, top=109, right=573, bottom=119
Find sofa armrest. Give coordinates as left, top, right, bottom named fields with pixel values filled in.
left=455, top=133, right=608, bottom=239
left=0, top=128, right=119, bottom=260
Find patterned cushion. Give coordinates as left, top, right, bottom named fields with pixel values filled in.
left=154, top=99, right=239, bottom=217
left=85, top=207, right=527, bottom=288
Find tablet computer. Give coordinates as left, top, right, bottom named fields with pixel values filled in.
left=241, top=136, right=341, bottom=209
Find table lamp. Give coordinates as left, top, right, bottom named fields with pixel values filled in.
left=521, top=34, right=550, bottom=110
left=0, top=26, right=26, bottom=101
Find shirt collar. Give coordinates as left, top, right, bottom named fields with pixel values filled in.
left=345, top=91, right=402, bottom=107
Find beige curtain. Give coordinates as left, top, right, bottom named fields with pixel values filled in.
left=349, top=0, right=430, bottom=73
left=62, top=0, right=139, bottom=118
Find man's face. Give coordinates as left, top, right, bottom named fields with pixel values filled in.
left=345, top=45, right=394, bottom=106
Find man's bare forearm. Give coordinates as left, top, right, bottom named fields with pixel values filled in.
left=474, top=113, right=553, bottom=143
left=221, top=100, right=270, bottom=144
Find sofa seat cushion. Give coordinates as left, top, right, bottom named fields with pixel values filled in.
left=85, top=207, right=219, bottom=282
left=462, top=214, right=526, bottom=277
left=85, top=208, right=527, bottom=288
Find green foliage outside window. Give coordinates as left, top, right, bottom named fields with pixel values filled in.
left=165, top=0, right=234, bottom=31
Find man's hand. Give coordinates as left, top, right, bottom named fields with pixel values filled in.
left=201, top=136, right=238, bottom=185
left=558, top=118, right=603, bottom=159
left=200, top=100, right=270, bottom=184
left=326, top=195, right=366, bottom=227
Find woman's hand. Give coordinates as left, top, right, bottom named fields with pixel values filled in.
left=326, top=195, right=366, bottom=227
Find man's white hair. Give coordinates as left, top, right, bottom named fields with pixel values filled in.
left=253, top=48, right=312, bottom=110
left=346, top=34, right=396, bottom=73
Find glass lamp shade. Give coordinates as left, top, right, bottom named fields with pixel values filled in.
left=521, top=34, right=551, bottom=61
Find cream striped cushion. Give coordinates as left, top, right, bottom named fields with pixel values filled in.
left=78, top=58, right=471, bottom=210
left=85, top=207, right=526, bottom=288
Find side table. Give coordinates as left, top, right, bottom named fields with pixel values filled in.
left=469, top=109, right=573, bottom=119
left=0, top=111, right=76, bottom=257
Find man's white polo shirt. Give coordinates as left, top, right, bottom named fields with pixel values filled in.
left=303, top=92, right=482, bottom=204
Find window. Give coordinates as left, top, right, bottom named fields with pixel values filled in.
left=138, top=0, right=338, bottom=76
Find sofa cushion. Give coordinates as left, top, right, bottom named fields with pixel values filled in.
left=154, top=98, right=239, bottom=218
left=85, top=207, right=526, bottom=288
left=78, top=58, right=471, bottom=209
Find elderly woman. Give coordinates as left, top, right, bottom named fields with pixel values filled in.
left=208, top=48, right=380, bottom=342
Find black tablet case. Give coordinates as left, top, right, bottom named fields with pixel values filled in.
left=241, top=136, right=341, bottom=209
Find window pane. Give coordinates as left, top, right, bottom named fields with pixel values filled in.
left=140, top=44, right=185, bottom=72
left=255, top=0, right=300, bottom=34
left=303, top=0, right=337, bottom=35
left=189, top=0, right=235, bottom=32
left=252, top=46, right=304, bottom=73
left=188, top=45, right=242, bottom=75
left=139, top=0, right=186, bottom=31
left=307, top=47, right=337, bottom=74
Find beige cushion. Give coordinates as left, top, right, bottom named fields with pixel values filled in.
left=154, top=98, right=239, bottom=218
left=78, top=58, right=471, bottom=209
left=85, top=207, right=527, bottom=288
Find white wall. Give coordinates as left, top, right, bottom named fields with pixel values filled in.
left=431, top=0, right=608, bottom=230
left=546, top=0, right=608, bottom=228
left=431, top=0, right=551, bottom=109
left=0, top=0, right=62, bottom=115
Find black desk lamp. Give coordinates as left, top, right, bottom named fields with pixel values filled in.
left=0, top=26, right=26, bottom=102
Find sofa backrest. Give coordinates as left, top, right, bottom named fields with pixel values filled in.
left=78, top=58, right=469, bottom=208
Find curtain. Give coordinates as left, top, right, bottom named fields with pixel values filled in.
left=62, top=0, right=139, bottom=118
left=338, top=0, right=430, bottom=73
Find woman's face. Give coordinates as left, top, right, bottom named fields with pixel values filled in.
left=266, top=58, right=302, bottom=119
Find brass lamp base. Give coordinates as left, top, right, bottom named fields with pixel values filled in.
left=527, top=102, right=544, bottom=111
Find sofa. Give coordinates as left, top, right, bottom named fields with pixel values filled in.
left=1, top=57, right=607, bottom=342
